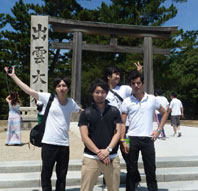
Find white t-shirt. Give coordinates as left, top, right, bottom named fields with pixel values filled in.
left=155, top=96, right=169, bottom=114
left=170, top=98, right=183, bottom=116
left=106, top=85, right=132, bottom=112
left=39, top=92, right=80, bottom=146
left=121, top=93, right=160, bottom=137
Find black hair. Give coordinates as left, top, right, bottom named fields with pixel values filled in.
left=10, top=91, right=21, bottom=106
left=170, top=92, right=177, bottom=98
left=90, top=79, right=109, bottom=94
left=128, top=70, right=144, bottom=83
left=104, top=66, right=120, bottom=81
left=155, top=89, right=163, bottom=96
left=53, top=77, right=71, bottom=89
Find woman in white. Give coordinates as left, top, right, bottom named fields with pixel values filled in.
left=4, top=66, right=82, bottom=191
left=5, top=91, right=22, bottom=145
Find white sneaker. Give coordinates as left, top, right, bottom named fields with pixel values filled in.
left=171, top=133, right=177, bottom=137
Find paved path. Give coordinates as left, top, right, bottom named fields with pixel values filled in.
left=0, top=122, right=198, bottom=162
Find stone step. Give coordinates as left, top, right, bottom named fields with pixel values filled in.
left=1, top=166, right=198, bottom=188
left=1, top=181, right=198, bottom=191
left=1, top=156, right=198, bottom=173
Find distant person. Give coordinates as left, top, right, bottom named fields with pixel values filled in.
left=121, top=71, right=168, bottom=191
left=5, top=91, right=22, bottom=146
left=78, top=79, right=122, bottom=191
left=155, top=89, right=169, bottom=139
left=169, top=92, right=184, bottom=137
left=4, top=66, right=82, bottom=191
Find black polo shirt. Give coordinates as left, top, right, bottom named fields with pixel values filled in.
left=78, top=101, right=122, bottom=156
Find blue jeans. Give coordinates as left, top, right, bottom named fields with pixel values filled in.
left=41, top=143, right=69, bottom=191
left=157, top=114, right=166, bottom=137
left=126, top=137, right=158, bottom=191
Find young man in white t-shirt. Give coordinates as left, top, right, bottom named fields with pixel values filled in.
left=121, top=71, right=168, bottom=191
left=169, top=92, right=184, bottom=137
left=4, top=66, right=82, bottom=191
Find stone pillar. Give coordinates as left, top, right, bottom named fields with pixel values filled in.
left=71, top=32, right=82, bottom=104
left=144, top=36, right=154, bottom=94
left=30, top=16, right=48, bottom=106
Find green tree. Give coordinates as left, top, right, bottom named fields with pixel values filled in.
left=1, top=0, right=197, bottom=119
left=166, top=30, right=198, bottom=119
left=0, top=13, right=8, bottom=119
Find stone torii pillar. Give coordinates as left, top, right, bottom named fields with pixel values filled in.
left=144, top=36, right=154, bottom=94
left=71, top=32, right=82, bottom=105
left=30, top=16, right=48, bottom=106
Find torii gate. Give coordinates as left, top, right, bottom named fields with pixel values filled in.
left=30, top=16, right=177, bottom=106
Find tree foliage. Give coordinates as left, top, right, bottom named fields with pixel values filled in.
left=0, top=0, right=197, bottom=119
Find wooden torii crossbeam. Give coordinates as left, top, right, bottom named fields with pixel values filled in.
left=48, top=17, right=177, bottom=104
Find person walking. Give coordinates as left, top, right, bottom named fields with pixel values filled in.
left=169, top=92, right=184, bottom=137
left=78, top=79, right=122, bottom=191
left=121, top=70, right=168, bottom=191
left=4, top=66, right=82, bottom=191
left=155, top=89, right=169, bottom=139
left=5, top=91, right=22, bottom=146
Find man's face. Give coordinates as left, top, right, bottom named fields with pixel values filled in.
left=131, top=77, right=144, bottom=94
left=108, top=72, right=120, bottom=85
left=92, top=86, right=107, bottom=104
left=55, top=80, right=69, bottom=96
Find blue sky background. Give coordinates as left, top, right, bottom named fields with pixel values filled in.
left=1, top=0, right=198, bottom=31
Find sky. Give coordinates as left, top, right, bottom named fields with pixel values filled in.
left=1, top=0, right=198, bottom=32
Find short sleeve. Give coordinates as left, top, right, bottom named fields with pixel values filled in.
left=121, top=99, right=128, bottom=114
left=71, top=99, right=81, bottom=113
left=155, top=97, right=161, bottom=110
left=126, top=86, right=132, bottom=97
left=113, top=107, right=123, bottom=124
left=78, top=110, right=89, bottom=127
left=38, top=92, right=50, bottom=105
left=180, top=100, right=183, bottom=108
left=169, top=101, right=173, bottom=109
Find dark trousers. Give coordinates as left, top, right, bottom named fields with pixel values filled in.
left=121, top=149, right=141, bottom=186
left=121, top=126, right=141, bottom=185
left=126, top=137, right=158, bottom=191
left=41, top=143, right=69, bottom=191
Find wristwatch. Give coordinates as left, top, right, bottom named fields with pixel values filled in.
left=107, top=146, right=112, bottom=153
left=157, top=129, right=162, bottom=134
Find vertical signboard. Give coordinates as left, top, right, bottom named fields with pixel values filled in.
left=30, top=16, right=48, bottom=106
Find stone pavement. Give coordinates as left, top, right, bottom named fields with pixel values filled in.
left=0, top=121, right=198, bottom=191
left=0, top=123, right=84, bottom=161
left=0, top=121, right=198, bottom=160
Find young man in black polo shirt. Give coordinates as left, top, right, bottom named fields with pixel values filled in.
left=78, top=79, right=122, bottom=191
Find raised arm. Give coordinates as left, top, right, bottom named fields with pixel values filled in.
left=4, top=67, right=39, bottom=100
left=5, top=95, right=11, bottom=104
left=134, top=61, right=143, bottom=73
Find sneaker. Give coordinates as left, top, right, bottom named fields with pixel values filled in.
left=178, top=133, right=182, bottom=137
left=135, top=182, right=143, bottom=191
left=102, top=185, right=108, bottom=191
